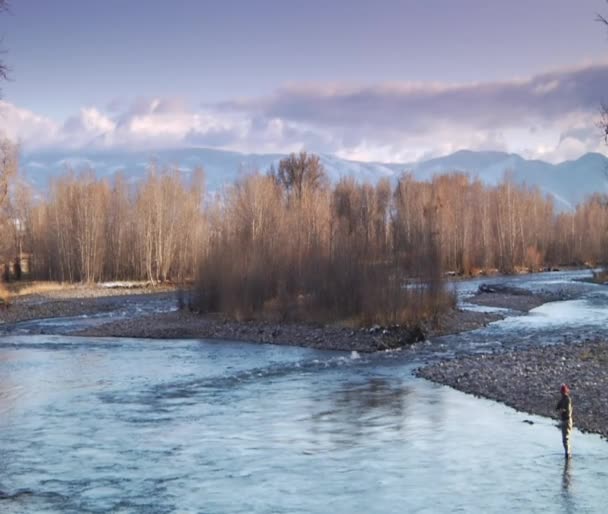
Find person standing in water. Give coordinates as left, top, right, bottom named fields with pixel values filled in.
left=556, top=384, right=573, bottom=459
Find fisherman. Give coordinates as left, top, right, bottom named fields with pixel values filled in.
left=555, top=384, right=573, bottom=459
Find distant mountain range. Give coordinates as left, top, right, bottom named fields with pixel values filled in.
left=20, top=148, right=608, bottom=210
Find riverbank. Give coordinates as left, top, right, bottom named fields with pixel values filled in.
left=417, top=340, right=608, bottom=439
left=1, top=283, right=489, bottom=350
left=71, top=308, right=503, bottom=352
left=465, top=283, right=575, bottom=312
left=1, top=279, right=579, bottom=353
left=0, top=283, right=176, bottom=325
left=71, top=282, right=563, bottom=352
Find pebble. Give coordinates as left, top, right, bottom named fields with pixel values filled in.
left=417, top=340, right=608, bottom=440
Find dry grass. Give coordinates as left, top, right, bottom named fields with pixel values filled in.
left=1, top=281, right=175, bottom=303
left=5, top=281, right=76, bottom=297
left=0, top=283, right=10, bottom=306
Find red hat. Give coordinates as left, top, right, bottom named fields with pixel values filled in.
left=560, top=384, right=570, bottom=394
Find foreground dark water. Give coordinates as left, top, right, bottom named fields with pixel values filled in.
left=1, top=270, right=607, bottom=513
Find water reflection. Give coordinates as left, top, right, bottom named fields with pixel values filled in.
left=562, top=458, right=572, bottom=492
left=559, top=458, right=578, bottom=514
left=310, top=377, right=410, bottom=445
left=332, top=378, right=408, bottom=416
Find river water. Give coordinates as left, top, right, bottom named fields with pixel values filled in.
left=0, top=271, right=607, bottom=513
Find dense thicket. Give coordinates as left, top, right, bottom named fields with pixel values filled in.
left=3, top=151, right=608, bottom=324
left=196, top=168, right=447, bottom=325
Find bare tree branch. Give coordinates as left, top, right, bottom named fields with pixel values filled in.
left=597, top=0, right=608, bottom=26
left=0, top=0, right=10, bottom=94
left=597, top=3, right=608, bottom=165
left=0, top=46, right=9, bottom=83
left=600, top=103, right=608, bottom=145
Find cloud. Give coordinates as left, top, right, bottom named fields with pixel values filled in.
left=64, top=107, right=115, bottom=135
left=1, top=98, right=246, bottom=152
left=212, top=63, right=608, bottom=161
left=220, top=64, right=608, bottom=132
left=2, top=63, right=608, bottom=162
left=0, top=101, right=60, bottom=146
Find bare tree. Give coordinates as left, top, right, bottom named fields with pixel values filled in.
left=271, top=151, right=328, bottom=201
left=0, top=0, right=10, bottom=95
left=20, top=153, right=608, bottom=320
left=597, top=5, right=608, bottom=143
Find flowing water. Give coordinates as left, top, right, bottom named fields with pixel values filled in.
left=0, top=271, right=607, bottom=513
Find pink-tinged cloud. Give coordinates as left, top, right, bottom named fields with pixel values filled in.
left=2, top=63, right=608, bottom=163
left=218, top=63, right=608, bottom=132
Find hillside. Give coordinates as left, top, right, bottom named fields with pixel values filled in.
left=21, top=148, right=608, bottom=209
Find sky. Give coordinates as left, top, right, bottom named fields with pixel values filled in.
left=1, top=0, right=608, bottom=163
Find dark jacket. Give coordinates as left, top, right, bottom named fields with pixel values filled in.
left=556, top=394, right=572, bottom=422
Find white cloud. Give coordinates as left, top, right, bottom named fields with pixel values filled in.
left=2, top=63, right=608, bottom=163
left=0, top=101, right=60, bottom=146
left=64, top=107, right=115, bottom=135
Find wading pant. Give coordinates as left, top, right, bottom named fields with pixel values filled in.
left=561, top=419, right=572, bottom=457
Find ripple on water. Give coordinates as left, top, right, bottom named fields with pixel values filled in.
left=1, top=270, right=608, bottom=513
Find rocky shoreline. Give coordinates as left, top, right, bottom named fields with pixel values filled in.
left=465, top=283, right=575, bottom=312
left=71, top=282, right=568, bottom=351
left=71, top=308, right=502, bottom=352
left=417, top=340, right=608, bottom=439
left=0, top=286, right=175, bottom=325
left=3, top=280, right=565, bottom=352
left=0, top=283, right=500, bottom=351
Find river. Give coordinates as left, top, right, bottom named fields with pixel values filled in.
left=0, top=270, right=607, bottom=513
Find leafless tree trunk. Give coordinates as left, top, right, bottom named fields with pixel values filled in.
left=0, top=138, right=17, bottom=211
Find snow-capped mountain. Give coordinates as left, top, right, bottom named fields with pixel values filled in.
left=20, top=147, right=608, bottom=210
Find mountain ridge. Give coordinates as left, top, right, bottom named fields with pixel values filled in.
left=20, top=147, right=608, bottom=210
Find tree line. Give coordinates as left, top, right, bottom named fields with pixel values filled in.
left=18, top=165, right=206, bottom=283
left=2, top=147, right=608, bottom=324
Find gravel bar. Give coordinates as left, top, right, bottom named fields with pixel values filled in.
left=417, top=340, right=608, bottom=439
left=72, top=308, right=501, bottom=353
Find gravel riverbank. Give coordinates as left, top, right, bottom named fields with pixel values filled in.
left=465, top=284, right=575, bottom=312
left=0, top=286, right=175, bottom=325
left=417, top=340, right=608, bottom=439
left=3, top=283, right=499, bottom=351
left=72, top=309, right=502, bottom=352
left=72, top=282, right=566, bottom=349
left=62, top=282, right=564, bottom=351
left=1, top=280, right=578, bottom=354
